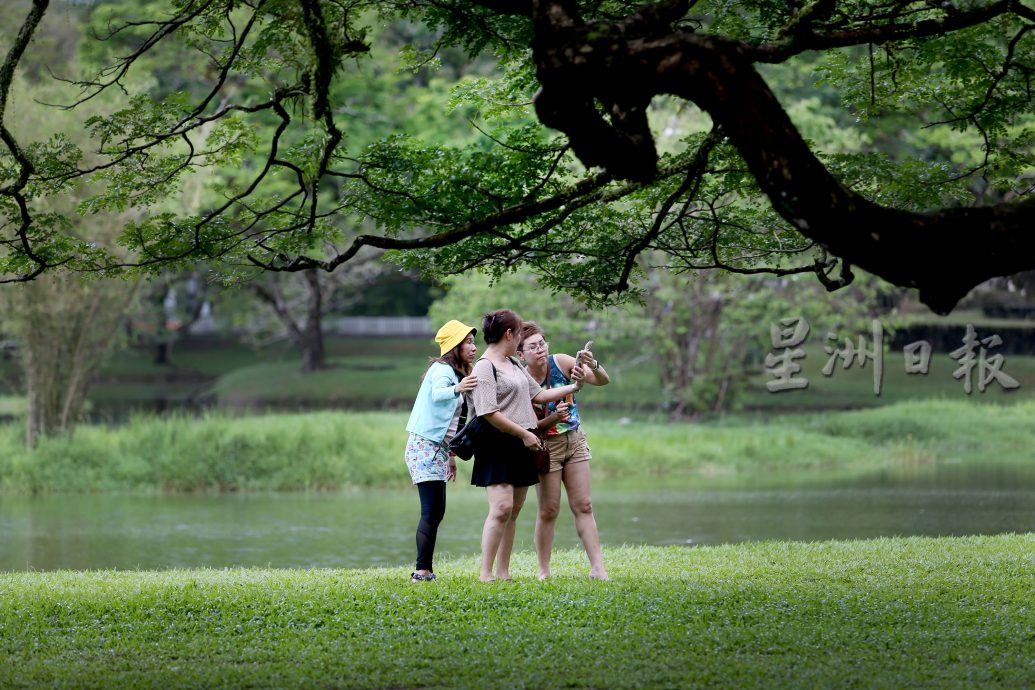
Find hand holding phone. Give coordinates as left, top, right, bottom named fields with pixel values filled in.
left=577, top=340, right=594, bottom=366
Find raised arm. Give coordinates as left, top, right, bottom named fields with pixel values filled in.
left=531, top=380, right=581, bottom=405
left=557, top=351, right=610, bottom=386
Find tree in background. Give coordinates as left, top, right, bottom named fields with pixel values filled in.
left=250, top=269, right=330, bottom=372
left=134, top=271, right=210, bottom=366
left=1, top=266, right=137, bottom=445
left=639, top=259, right=876, bottom=416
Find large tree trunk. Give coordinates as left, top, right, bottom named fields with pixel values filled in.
left=299, top=269, right=326, bottom=373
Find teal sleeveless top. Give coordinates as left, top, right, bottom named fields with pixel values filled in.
left=537, top=355, right=581, bottom=436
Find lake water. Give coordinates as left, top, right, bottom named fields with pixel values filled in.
left=2, top=463, right=1034, bottom=571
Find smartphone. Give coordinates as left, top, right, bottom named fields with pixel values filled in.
left=577, top=340, right=594, bottom=365
left=569, top=340, right=594, bottom=404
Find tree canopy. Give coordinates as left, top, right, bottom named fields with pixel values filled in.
left=3, top=0, right=1035, bottom=313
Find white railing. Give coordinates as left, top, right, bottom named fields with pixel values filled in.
left=324, top=316, right=432, bottom=337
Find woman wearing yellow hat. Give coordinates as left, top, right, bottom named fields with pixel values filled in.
left=404, top=319, right=479, bottom=582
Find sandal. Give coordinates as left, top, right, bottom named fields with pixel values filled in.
left=410, top=571, right=437, bottom=582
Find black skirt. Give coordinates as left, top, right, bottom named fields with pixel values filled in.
left=470, top=427, right=540, bottom=488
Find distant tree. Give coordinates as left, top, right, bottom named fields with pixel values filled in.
left=3, top=1, right=1035, bottom=316
left=637, top=259, right=874, bottom=416
left=251, top=269, right=332, bottom=373
left=334, top=271, right=439, bottom=317
left=1, top=266, right=137, bottom=445
left=248, top=251, right=391, bottom=372
left=133, top=271, right=209, bottom=366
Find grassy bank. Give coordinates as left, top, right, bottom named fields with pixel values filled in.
left=1, top=400, right=1034, bottom=494
left=2, top=537, right=1033, bottom=689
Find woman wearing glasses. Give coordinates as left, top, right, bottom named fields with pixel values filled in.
left=468, top=310, right=585, bottom=582
left=518, top=322, right=610, bottom=580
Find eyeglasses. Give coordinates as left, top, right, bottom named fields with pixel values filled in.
left=521, top=341, right=548, bottom=353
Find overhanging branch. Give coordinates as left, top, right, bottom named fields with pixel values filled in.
left=0, top=0, right=54, bottom=282
left=246, top=150, right=717, bottom=273
left=525, top=0, right=1035, bottom=314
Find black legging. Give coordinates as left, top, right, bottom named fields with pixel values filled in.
left=415, top=480, right=447, bottom=571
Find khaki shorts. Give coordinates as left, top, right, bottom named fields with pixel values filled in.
left=542, top=426, right=592, bottom=474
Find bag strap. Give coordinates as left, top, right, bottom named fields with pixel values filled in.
left=459, top=358, right=497, bottom=428
left=474, top=357, right=498, bottom=380
left=457, top=397, right=468, bottom=429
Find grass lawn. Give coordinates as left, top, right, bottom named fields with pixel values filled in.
left=1, top=537, right=1032, bottom=689
left=0, top=337, right=447, bottom=415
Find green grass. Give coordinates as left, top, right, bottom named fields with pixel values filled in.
left=2, top=399, right=1034, bottom=494
left=0, top=395, right=25, bottom=417
left=1, top=537, right=1032, bottom=689
left=208, top=356, right=428, bottom=408
left=892, top=307, right=1035, bottom=329
left=0, top=337, right=441, bottom=413
left=0, top=411, right=407, bottom=494
left=200, top=335, right=664, bottom=410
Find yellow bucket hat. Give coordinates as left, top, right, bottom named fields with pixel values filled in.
left=435, top=319, right=477, bottom=355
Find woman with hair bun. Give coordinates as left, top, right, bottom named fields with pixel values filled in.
left=467, top=309, right=584, bottom=582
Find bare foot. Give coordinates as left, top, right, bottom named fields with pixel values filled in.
left=478, top=575, right=497, bottom=583
left=537, top=571, right=550, bottom=581
left=589, top=570, right=610, bottom=581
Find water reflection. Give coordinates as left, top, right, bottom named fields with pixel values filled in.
left=2, top=463, right=1034, bottom=571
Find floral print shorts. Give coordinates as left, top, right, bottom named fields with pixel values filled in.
left=405, top=433, right=451, bottom=484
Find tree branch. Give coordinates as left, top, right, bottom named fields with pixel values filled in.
left=246, top=151, right=714, bottom=274
left=0, top=0, right=54, bottom=281
left=526, top=1, right=1035, bottom=313
left=752, top=0, right=1030, bottom=63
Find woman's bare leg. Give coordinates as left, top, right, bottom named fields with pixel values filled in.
left=534, top=471, right=563, bottom=579
left=480, top=484, right=514, bottom=582
left=495, top=485, right=528, bottom=580
left=563, top=462, right=608, bottom=580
